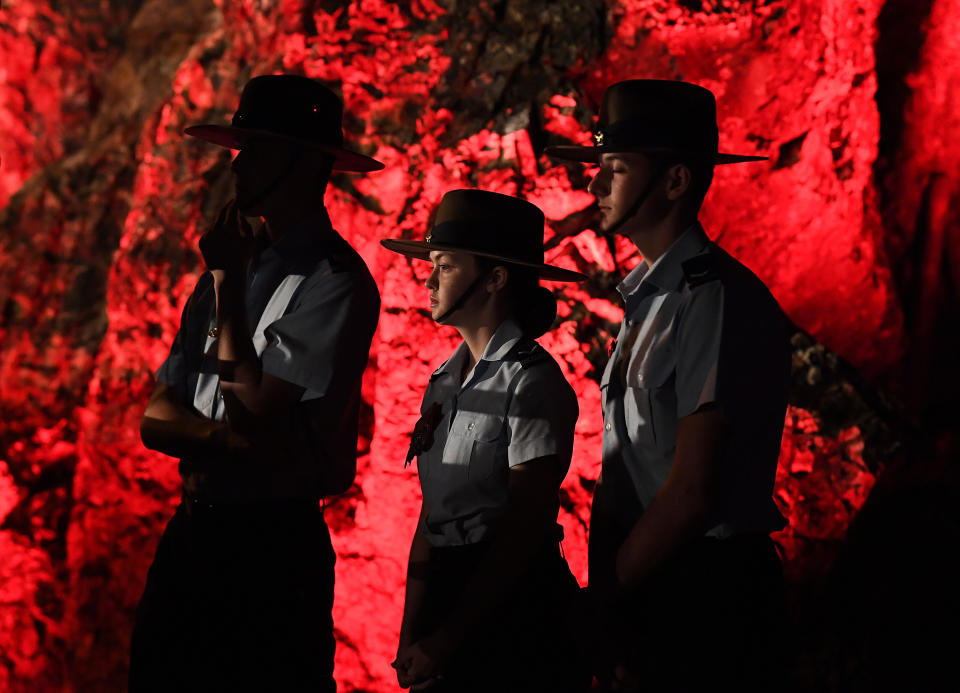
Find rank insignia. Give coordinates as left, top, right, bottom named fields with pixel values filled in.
left=406, top=401, right=441, bottom=467
left=594, top=130, right=605, bottom=146
left=681, top=253, right=720, bottom=288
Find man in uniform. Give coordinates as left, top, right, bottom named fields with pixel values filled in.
left=129, top=75, right=382, bottom=692
left=547, top=80, right=790, bottom=690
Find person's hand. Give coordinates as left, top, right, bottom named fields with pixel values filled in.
left=392, top=633, right=451, bottom=689
left=392, top=636, right=410, bottom=686
left=198, top=200, right=255, bottom=279
left=207, top=422, right=253, bottom=458
left=611, top=662, right=641, bottom=692
left=392, top=640, right=437, bottom=688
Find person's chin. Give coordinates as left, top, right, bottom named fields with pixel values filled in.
left=432, top=306, right=459, bottom=326
left=595, top=210, right=616, bottom=236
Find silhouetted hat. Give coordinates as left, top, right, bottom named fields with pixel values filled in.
left=546, top=79, right=766, bottom=165
left=380, top=190, right=586, bottom=282
left=184, top=74, right=383, bottom=172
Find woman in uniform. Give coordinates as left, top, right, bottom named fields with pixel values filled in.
left=382, top=189, right=589, bottom=693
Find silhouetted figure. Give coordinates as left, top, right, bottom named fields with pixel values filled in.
left=382, top=190, right=590, bottom=692
left=130, top=75, right=382, bottom=692
left=547, top=80, right=789, bottom=691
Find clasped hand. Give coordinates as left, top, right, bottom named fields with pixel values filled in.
left=392, top=632, right=451, bottom=690
left=198, top=200, right=256, bottom=277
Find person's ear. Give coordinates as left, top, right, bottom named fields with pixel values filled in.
left=665, top=163, right=691, bottom=201
left=487, top=265, right=509, bottom=294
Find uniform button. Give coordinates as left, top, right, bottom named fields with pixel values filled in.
left=637, top=374, right=644, bottom=383
left=467, top=422, right=475, bottom=431
left=605, top=422, right=612, bottom=431
left=218, top=392, right=224, bottom=399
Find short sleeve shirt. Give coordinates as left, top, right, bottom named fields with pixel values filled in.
left=155, top=209, right=380, bottom=498
left=415, top=319, right=579, bottom=547
left=600, top=223, right=790, bottom=537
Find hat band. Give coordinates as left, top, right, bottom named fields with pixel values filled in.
left=231, top=110, right=345, bottom=147
left=428, top=220, right=543, bottom=265
left=595, top=115, right=719, bottom=156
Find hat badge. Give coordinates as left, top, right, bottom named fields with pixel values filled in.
left=425, top=231, right=433, bottom=242
left=593, top=130, right=605, bottom=146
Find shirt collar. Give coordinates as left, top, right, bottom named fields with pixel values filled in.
left=431, top=319, right=523, bottom=380
left=617, top=222, right=711, bottom=311
left=481, top=318, right=523, bottom=362
left=433, top=341, right=470, bottom=381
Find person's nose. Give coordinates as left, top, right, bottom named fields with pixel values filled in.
left=588, top=168, right=609, bottom=198
left=425, top=267, right=438, bottom=290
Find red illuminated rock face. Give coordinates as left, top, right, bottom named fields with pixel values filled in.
left=875, top=0, right=960, bottom=419
left=0, top=1, right=953, bottom=690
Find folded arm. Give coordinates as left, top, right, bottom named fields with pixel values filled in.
left=140, top=381, right=248, bottom=461
left=213, top=256, right=376, bottom=495
left=214, top=272, right=308, bottom=428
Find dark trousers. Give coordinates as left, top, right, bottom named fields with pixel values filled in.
left=412, top=541, right=591, bottom=693
left=596, top=534, right=786, bottom=692
left=129, top=499, right=336, bottom=692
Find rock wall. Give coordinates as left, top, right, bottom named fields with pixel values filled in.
left=0, top=0, right=956, bottom=690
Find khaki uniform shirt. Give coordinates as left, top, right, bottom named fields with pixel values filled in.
left=599, top=224, right=789, bottom=542
left=156, top=209, right=380, bottom=501
left=415, top=319, right=578, bottom=547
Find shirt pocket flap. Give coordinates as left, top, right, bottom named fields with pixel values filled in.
left=451, top=412, right=504, bottom=442
left=441, top=412, right=503, bottom=466
left=627, top=346, right=676, bottom=390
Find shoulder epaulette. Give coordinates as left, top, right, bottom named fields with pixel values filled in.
left=681, top=252, right=720, bottom=289
left=510, top=337, right=549, bottom=369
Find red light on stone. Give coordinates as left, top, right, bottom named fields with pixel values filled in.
left=0, top=0, right=950, bottom=690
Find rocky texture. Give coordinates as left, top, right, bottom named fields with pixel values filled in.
left=875, top=0, right=960, bottom=427
left=0, top=0, right=956, bottom=690
left=1, top=1, right=221, bottom=688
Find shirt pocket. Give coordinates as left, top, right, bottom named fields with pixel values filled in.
left=623, top=348, right=677, bottom=450
left=442, top=412, right=505, bottom=480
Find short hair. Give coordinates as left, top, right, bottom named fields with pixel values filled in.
left=649, top=153, right=715, bottom=210
left=473, top=256, right=556, bottom=338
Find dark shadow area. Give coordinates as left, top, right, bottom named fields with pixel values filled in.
left=873, top=0, right=937, bottom=171
left=784, top=441, right=960, bottom=692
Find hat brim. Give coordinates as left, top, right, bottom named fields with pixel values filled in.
left=544, top=144, right=767, bottom=165
left=380, top=239, right=587, bottom=283
left=184, top=124, right=385, bottom=173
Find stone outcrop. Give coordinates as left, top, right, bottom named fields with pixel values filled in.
left=1, top=1, right=955, bottom=690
